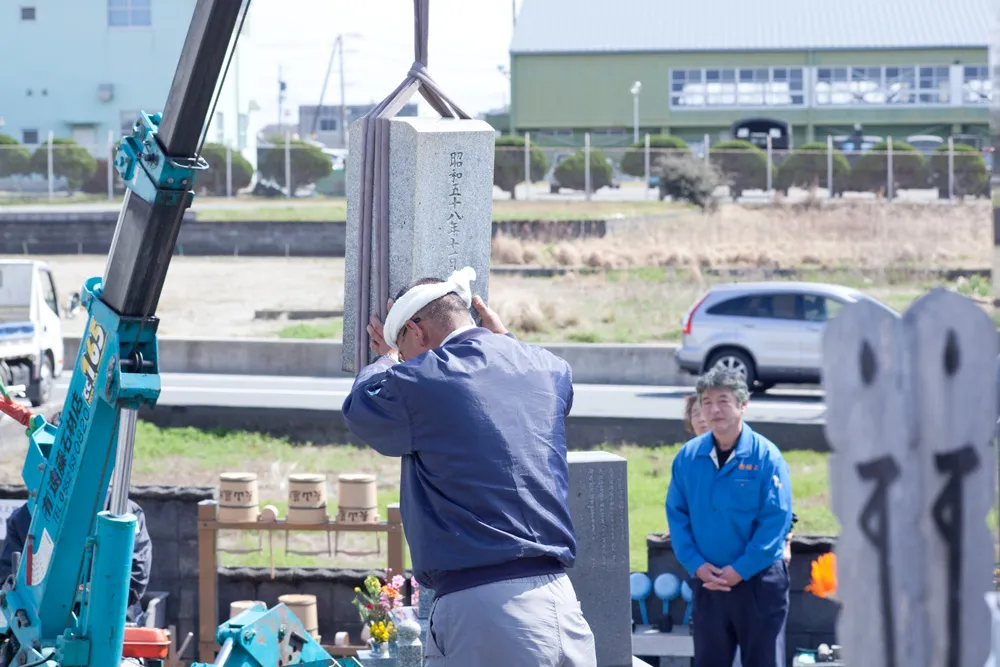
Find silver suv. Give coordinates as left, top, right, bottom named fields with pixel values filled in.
left=675, top=281, right=895, bottom=390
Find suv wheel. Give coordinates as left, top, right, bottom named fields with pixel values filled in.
left=706, top=349, right=757, bottom=388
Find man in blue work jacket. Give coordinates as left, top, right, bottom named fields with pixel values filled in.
left=666, top=367, right=793, bottom=667
left=342, top=267, right=596, bottom=667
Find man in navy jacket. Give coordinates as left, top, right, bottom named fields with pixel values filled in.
left=342, top=268, right=596, bottom=667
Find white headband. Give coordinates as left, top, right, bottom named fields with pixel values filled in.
left=383, top=266, right=477, bottom=350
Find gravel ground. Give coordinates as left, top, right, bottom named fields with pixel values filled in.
left=24, top=255, right=345, bottom=338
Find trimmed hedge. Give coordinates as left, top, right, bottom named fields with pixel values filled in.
left=775, top=142, right=851, bottom=195
left=29, top=138, right=97, bottom=189
left=553, top=149, right=613, bottom=191
left=929, top=143, right=989, bottom=198
left=494, top=136, right=549, bottom=199
left=620, top=135, right=689, bottom=177
left=0, top=134, right=30, bottom=177
left=200, top=143, right=254, bottom=195
left=848, top=140, right=928, bottom=193
left=709, top=139, right=774, bottom=198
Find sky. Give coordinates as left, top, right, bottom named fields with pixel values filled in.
left=228, top=0, right=522, bottom=133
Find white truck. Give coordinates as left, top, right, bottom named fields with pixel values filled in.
left=0, top=260, right=64, bottom=406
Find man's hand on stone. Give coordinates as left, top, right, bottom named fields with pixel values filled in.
left=695, top=563, right=730, bottom=591
left=473, top=295, right=507, bottom=335
left=718, top=565, right=743, bottom=587
left=368, top=299, right=398, bottom=359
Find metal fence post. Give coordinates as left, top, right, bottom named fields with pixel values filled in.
left=524, top=131, right=531, bottom=201
left=947, top=135, right=955, bottom=200
left=46, top=131, right=54, bottom=200
left=766, top=135, right=773, bottom=195
left=886, top=136, right=894, bottom=201
left=584, top=132, right=592, bottom=201
left=226, top=146, right=233, bottom=198
left=284, top=132, right=292, bottom=198
left=703, top=133, right=710, bottom=163
left=107, top=130, right=115, bottom=200
left=826, top=135, right=834, bottom=198
left=643, top=133, right=651, bottom=201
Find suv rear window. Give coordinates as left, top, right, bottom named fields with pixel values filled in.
left=706, top=293, right=801, bottom=320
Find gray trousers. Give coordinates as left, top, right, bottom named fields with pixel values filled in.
left=423, top=572, right=597, bottom=667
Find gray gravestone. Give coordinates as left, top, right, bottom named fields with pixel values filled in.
left=395, top=617, right=423, bottom=667
left=342, top=116, right=496, bottom=372
left=822, top=288, right=996, bottom=667
left=566, top=451, right=632, bottom=667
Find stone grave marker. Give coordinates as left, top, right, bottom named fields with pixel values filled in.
left=566, top=451, right=632, bottom=667
left=822, top=288, right=996, bottom=667
left=342, top=116, right=495, bottom=372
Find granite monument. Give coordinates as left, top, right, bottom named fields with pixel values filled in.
left=566, top=451, right=633, bottom=667
left=342, top=116, right=496, bottom=372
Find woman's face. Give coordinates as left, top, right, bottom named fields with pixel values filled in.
left=690, top=403, right=710, bottom=436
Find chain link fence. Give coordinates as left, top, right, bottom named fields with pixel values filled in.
left=0, top=132, right=990, bottom=204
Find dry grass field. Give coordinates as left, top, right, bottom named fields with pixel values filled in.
left=32, top=200, right=994, bottom=343
left=493, top=200, right=990, bottom=271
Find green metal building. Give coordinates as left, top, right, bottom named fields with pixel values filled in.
left=508, top=0, right=995, bottom=148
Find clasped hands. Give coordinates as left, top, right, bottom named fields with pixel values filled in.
left=695, top=563, right=742, bottom=591
left=366, top=295, right=507, bottom=358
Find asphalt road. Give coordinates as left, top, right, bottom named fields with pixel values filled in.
left=50, top=373, right=826, bottom=423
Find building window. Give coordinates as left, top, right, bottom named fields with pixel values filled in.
left=21, top=6, right=35, bottom=20
left=22, top=130, right=38, bottom=145
left=535, top=129, right=574, bottom=140
left=917, top=66, right=950, bottom=104
left=108, top=0, right=150, bottom=27
left=963, top=65, right=992, bottom=103
left=120, top=110, right=141, bottom=135
left=670, top=67, right=804, bottom=107
left=815, top=66, right=885, bottom=105
left=813, top=66, right=949, bottom=105
left=318, top=118, right=338, bottom=132
left=883, top=66, right=916, bottom=104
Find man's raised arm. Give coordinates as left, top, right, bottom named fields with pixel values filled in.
left=342, top=355, right=414, bottom=457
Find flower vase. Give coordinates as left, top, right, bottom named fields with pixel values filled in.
left=373, top=641, right=391, bottom=658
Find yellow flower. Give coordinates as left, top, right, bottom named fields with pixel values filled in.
left=354, top=587, right=360, bottom=593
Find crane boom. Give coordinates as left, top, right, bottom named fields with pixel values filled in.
left=0, top=2, right=334, bottom=666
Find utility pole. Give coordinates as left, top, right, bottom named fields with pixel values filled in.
left=313, top=35, right=350, bottom=149
left=512, top=0, right=517, bottom=29
left=277, top=65, right=285, bottom=128
left=338, top=36, right=347, bottom=149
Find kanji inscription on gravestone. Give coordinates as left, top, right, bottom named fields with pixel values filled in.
left=822, top=288, right=996, bottom=667
left=343, top=117, right=495, bottom=372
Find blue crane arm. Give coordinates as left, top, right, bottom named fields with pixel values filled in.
left=0, top=2, right=279, bottom=666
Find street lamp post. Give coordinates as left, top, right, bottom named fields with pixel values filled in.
left=630, top=81, right=642, bottom=144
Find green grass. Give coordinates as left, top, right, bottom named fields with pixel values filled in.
left=131, top=422, right=838, bottom=572
left=277, top=319, right=344, bottom=339
left=253, top=266, right=997, bottom=345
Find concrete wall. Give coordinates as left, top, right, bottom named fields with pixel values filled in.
left=0, top=219, right=347, bottom=257
left=0, top=217, right=630, bottom=257
left=62, top=336, right=697, bottom=387
left=645, top=533, right=838, bottom=666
